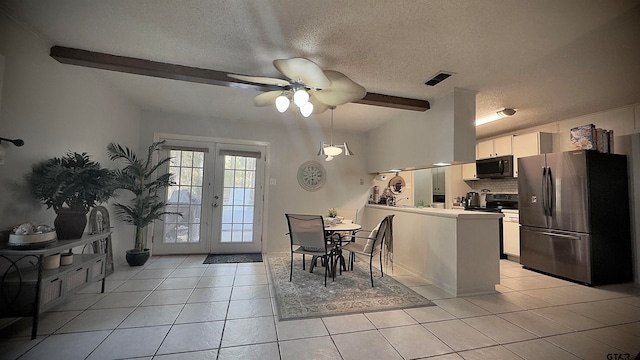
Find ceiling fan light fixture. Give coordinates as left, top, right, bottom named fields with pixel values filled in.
left=300, top=102, right=314, bottom=117
left=325, top=155, right=334, bottom=162
left=293, top=88, right=309, bottom=107
left=275, top=94, right=290, bottom=112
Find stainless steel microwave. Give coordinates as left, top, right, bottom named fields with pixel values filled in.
left=476, top=155, right=514, bottom=178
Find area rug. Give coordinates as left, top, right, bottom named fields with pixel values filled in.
left=203, top=253, right=263, bottom=264
left=267, top=255, right=435, bottom=321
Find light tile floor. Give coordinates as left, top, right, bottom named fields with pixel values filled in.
left=1, top=255, right=639, bottom=359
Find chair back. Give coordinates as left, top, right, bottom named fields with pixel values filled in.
left=335, top=208, right=358, bottom=223
left=370, top=215, right=390, bottom=254
left=285, top=214, right=328, bottom=250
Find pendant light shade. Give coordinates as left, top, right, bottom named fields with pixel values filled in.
left=323, top=145, right=343, bottom=156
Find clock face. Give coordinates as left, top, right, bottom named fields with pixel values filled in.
left=297, top=161, right=326, bottom=191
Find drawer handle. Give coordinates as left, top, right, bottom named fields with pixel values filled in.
left=50, top=278, right=59, bottom=283
left=75, top=267, right=84, bottom=272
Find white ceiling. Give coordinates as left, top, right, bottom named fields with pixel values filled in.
left=2, top=0, right=640, bottom=138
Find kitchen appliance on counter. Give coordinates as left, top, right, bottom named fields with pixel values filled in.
left=464, top=192, right=480, bottom=208
left=465, top=193, right=519, bottom=259
left=476, top=155, right=514, bottom=178
left=518, top=150, right=632, bottom=285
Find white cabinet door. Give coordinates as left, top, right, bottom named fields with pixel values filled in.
left=477, top=136, right=512, bottom=159
left=493, top=136, right=513, bottom=156
left=512, top=132, right=552, bottom=177
left=462, top=162, right=477, bottom=180
left=477, top=140, right=494, bottom=159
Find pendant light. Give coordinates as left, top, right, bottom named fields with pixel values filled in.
left=318, top=107, right=353, bottom=161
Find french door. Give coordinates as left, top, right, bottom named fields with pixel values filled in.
left=153, top=139, right=265, bottom=255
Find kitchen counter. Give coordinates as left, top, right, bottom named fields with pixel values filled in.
left=364, top=204, right=502, bottom=296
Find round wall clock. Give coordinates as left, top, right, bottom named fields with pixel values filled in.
left=297, top=161, right=326, bottom=192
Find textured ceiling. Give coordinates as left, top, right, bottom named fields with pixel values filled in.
left=2, top=0, right=640, bottom=138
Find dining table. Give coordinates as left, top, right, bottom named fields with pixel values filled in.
left=324, top=220, right=362, bottom=274
left=306, top=220, right=362, bottom=275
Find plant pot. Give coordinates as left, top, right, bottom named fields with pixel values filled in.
left=125, top=249, right=150, bottom=266
left=54, top=209, right=88, bottom=240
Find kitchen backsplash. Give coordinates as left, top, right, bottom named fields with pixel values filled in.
left=468, top=178, right=518, bottom=194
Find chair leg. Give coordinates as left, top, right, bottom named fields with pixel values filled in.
left=380, top=251, right=384, bottom=278
left=290, top=252, right=293, bottom=282
left=302, top=254, right=306, bottom=270
left=369, top=254, right=374, bottom=287
left=324, top=255, right=328, bottom=287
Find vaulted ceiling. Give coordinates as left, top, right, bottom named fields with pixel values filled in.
left=2, top=0, right=639, bottom=138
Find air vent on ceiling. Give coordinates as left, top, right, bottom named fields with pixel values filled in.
left=424, top=72, right=453, bottom=86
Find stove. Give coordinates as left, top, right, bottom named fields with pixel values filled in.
left=465, top=194, right=518, bottom=259
left=465, top=193, right=518, bottom=212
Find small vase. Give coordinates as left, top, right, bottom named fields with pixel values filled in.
left=54, top=209, right=88, bottom=240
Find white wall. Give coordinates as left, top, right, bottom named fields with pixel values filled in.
left=0, top=13, right=141, bottom=265
left=139, top=111, right=372, bottom=253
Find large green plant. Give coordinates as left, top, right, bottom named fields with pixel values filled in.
left=26, top=152, right=115, bottom=212
left=107, top=140, right=178, bottom=252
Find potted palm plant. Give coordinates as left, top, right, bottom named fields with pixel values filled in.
left=107, top=140, right=179, bottom=266
left=25, top=152, right=115, bottom=240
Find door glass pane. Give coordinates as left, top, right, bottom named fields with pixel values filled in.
left=221, top=154, right=257, bottom=243
left=163, top=149, right=205, bottom=244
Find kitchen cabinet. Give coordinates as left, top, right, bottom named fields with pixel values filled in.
left=502, top=210, right=520, bottom=258
left=0, top=232, right=109, bottom=339
left=512, top=132, right=552, bottom=177
left=432, top=168, right=445, bottom=196
left=462, top=162, right=477, bottom=180
left=477, top=135, right=513, bottom=159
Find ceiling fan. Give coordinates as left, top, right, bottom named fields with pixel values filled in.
left=228, top=58, right=367, bottom=117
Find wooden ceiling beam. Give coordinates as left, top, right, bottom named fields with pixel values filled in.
left=50, top=46, right=430, bottom=112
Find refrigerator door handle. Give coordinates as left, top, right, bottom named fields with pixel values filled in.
left=546, top=167, right=553, bottom=216
left=541, top=231, right=581, bottom=240
left=541, top=167, right=548, bottom=216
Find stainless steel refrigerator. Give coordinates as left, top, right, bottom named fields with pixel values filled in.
left=518, top=150, right=632, bottom=285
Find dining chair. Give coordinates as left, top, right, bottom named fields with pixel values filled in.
left=342, top=214, right=394, bottom=287
left=285, top=214, right=338, bottom=287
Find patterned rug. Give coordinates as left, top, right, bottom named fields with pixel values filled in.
left=203, top=253, right=263, bottom=264
left=267, top=255, right=435, bottom=321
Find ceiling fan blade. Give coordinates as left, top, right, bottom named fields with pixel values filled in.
left=273, top=58, right=332, bottom=89
left=314, top=70, right=367, bottom=106
left=228, top=74, right=290, bottom=87
left=253, top=91, right=282, bottom=106
left=309, top=93, right=329, bottom=114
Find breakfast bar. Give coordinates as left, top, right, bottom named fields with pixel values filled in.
left=364, top=205, right=503, bottom=296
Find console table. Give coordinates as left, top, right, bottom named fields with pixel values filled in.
left=0, top=232, right=110, bottom=339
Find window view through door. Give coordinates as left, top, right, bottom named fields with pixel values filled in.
left=221, top=155, right=256, bottom=243
left=163, top=149, right=204, bottom=244
left=152, top=138, right=265, bottom=255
